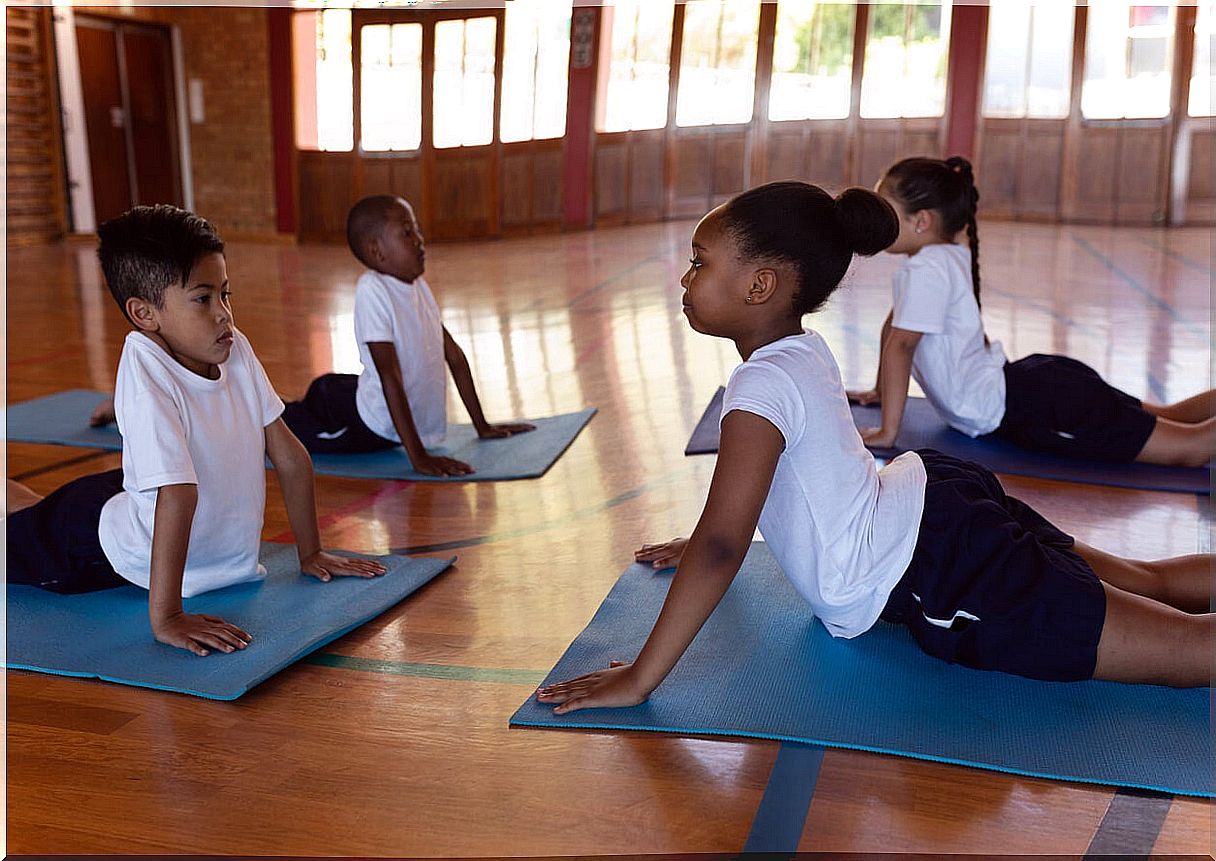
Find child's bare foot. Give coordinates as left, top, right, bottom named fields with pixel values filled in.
left=7, top=479, right=44, bottom=515
left=89, top=398, right=116, bottom=427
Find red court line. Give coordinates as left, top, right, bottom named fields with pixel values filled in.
left=269, top=479, right=414, bottom=543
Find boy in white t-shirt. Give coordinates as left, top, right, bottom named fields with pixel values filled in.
left=282, top=195, right=534, bottom=477
left=7, top=205, right=386, bottom=657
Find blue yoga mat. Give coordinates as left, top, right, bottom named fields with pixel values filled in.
left=6, top=389, right=596, bottom=482
left=685, top=386, right=1210, bottom=494
left=7, top=543, right=454, bottom=700
left=511, top=543, right=1212, bottom=797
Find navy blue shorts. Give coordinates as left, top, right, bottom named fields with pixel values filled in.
left=8, top=469, right=128, bottom=593
left=282, top=373, right=397, bottom=455
left=881, top=450, right=1106, bottom=682
left=991, top=354, right=1156, bottom=462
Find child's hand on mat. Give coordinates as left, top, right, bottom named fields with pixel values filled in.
left=536, top=661, right=648, bottom=714
left=635, top=538, right=688, bottom=570
left=301, top=550, right=387, bottom=582
left=89, top=398, right=116, bottom=427
left=477, top=422, right=536, bottom=439
left=412, top=453, right=475, bottom=477
left=846, top=388, right=880, bottom=406
left=860, top=426, right=897, bottom=448
left=153, top=611, right=252, bottom=657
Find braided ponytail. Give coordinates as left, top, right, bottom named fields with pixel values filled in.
left=945, top=156, right=982, bottom=313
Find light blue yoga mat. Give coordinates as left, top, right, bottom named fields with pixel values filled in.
left=7, top=542, right=454, bottom=700
left=685, top=386, right=1210, bottom=494
left=511, top=543, right=1212, bottom=797
left=6, top=389, right=596, bottom=482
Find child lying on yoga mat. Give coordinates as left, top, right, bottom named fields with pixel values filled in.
left=8, top=205, right=385, bottom=657
left=846, top=155, right=1213, bottom=467
left=537, top=182, right=1212, bottom=713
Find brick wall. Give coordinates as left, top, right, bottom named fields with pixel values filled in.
left=72, top=6, right=279, bottom=237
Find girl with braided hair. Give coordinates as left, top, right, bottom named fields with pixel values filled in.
left=848, top=156, right=1213, bottom=468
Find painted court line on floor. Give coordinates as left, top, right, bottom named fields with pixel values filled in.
left=9, top=449, right=114, bottom=482
left=742, top=742, right=824, bottom=854
left=1083, top=787, right=1172, bottom=859
left=306, top=652, right=547, bottom=686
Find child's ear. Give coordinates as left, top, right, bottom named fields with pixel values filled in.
left=913, top=209, right=934, bottom=236
left=368, top=236, right=385, bottom=264
left=126, top=297, right=159, bottom=332
left=745, top=269, right=779, bottom=306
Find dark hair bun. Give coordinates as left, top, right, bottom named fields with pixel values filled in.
left=832, top=187, right=899, bottom=257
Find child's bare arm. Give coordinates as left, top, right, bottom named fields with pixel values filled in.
left=148, top=483, right=252, bottom=656
left=443, top=327, right=534, bottom=439
left=847, top=309, right=893, bottom=405
left=536, top=410, right=783, bottom=713
left=861, top=326, right=921, bottom=449
left=265, top=418, right=386, bottom=582
left=367, top=340, right=473, bottom=476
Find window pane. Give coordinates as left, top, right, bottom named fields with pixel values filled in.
left=597, top=0, right=674, bottom=132
left=860, top=2, right=953, bottom=119
left=982, top=1, right=1073, bottom=119
left=360, top=23, right=422, bottom=152
left=294, top=9, right=353, bottom=152
left=434, top=17, right=497, bottom=148
left=675, top=0, right=760, bottom=127
left=1082, top=1, right=1173, bottom=119
left=1189, top=2, right=1214, bottom=116
left=503, top=0, right=572, bottom=143
left=769, top=3, right=854, bottom=121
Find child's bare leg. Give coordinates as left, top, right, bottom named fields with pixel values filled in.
left=1143, top=389, right=1216, bottom=424
left=1073, top=540, right=1211, bottom=613
left=1134, top=416, right=1215, bottom=467
left=1093, top=581, right=1212, bottom=687
left=89, top=397, right=116, bottom=427
left=6, top=480, right=43, bottom=515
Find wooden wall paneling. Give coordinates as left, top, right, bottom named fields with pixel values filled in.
left=1017, top=120, right=1066, bottom=219
left=530, top=140, right=565, bottom=226
left=392, top=157, right=424, bottom=209
left=593, top=134, right=629, bottom=221
left=670, top=131, right=713, bottom=218
left=1184, top=120, right=1215, bottom=222
left=901, top=121, right=943, bottom=162
left=805, top=123, right=848, bottom=191
left=710, top=129, right=747, bottom=206
left=764, top=124, right=805, bottom=182
left=627, top=130, right=664, bottom=221
left=856, top=121, right=901, bottom=188
left=1115, top=125, right=1168, bottom=224
left=1069, top=125, right=1119, bottom=221
left=297, top=150, right=356, bottom=241
left=502, top=145, right=535, bottom=229
left=976, top=118, right=1022, bottom=217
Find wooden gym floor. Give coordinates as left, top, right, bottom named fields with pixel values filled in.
left=4, top=218, right=1212, bottom=856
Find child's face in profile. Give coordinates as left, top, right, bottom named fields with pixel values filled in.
left=373, top=200, right=426, bottom=283
left=679, top=208, right=751, bottom=338
left=134, top=252, right=235, bottom=378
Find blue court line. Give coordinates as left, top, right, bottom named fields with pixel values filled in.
left=1068, top=232, right=1207, bottom=341
left=742, top=742, right=824, bottom=855
left=1083, top=787, right=1173, bottom=859
left=1134, top=235, right=1215, bottom=277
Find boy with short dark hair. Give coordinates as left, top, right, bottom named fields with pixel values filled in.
left=7, top=204, right=385, bottom=657
left=282, top=195, right=533, bottom=477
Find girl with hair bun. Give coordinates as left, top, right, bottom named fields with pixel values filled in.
left=851, top=156, right=1214, bottom=468
left=535, top=182, right=1211, bottom=715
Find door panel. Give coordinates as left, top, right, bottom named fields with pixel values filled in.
left=121, top=26, right=181, bottom=207
left=75, top=22, right=131, bottom=223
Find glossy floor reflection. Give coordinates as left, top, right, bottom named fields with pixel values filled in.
left=5, top=219, right=1211, bottom=854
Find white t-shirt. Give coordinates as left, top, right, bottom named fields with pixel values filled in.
left=722, top=331, right=927, bottom=639
left=98, top=329, right=285, bottom=597
left=891, top=243, right=1007, bottom=436
left=353, top=270, right=447, bottom=447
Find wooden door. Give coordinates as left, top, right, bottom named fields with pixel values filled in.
left=353, top=9, right=503, bottom=241
left=74, top=16, right=181, bottom=225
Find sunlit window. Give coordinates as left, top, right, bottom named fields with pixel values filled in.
left=360, top=23, right=422, bottom=152
left=860, top=2, right=953, bottom=118
left=293, top=9, right=353, bottom=151
left=1082, top=2, right=1174, bottom=119
left=433, top=16, right=497, bottom=148
left=675, top=0, right=760, bottom=127
left=769, top=3, right=854, bottom=121
left=597, top=0, right=675, bottom=132
left=982, top=1, right=1073, bottom=118
left=1189, top=2, right=1214, bottom=116
left=502, top=0, right=572, bottom=143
